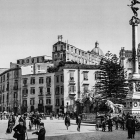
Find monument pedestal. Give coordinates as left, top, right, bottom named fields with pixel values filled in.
left=124, top=73, right=140, bottom=115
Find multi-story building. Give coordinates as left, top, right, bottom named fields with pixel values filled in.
left=53, top=64, right=100, bottom=113
left=0, top=67, right=21, bottom=113
left=21, top=73, right=55, bottom=114
left=10, top=55, right=53, bottom=75
left=119, top=47, right=134, bottom=79
left=52, top=40, right=104, bottom=66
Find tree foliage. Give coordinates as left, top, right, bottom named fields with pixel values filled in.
left=97, top=51, right=128, bottom=103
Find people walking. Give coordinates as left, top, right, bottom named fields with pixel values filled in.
left=101, top=119, right=106, bottom=132
left=32, top=122, right=46, bottom=140
left=126, top=115, right=133, bottom=139
left=108, top=116, right=113, bottom=132
left=6, top=116, right=14, bottom=133
left=77, top=115, right=81, bottom=132
left=131, top=116, right=136, bottom=139
left=13, top=119, right=27, bottom=140
left=65, top=114, right=70, bottom=130
left=115, top=115, right=119, bottom=130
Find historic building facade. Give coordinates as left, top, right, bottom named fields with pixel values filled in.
left=0, top=68, right=21, bottom=113
left=119, top=47, right=133, bottom=80
left=21, top=73, right=55, bottom=114
left=52, top=41, right=104, bottom=66
left=53, top=64, right=100, bottom=113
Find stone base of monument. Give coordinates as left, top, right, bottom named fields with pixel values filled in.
left=124, top=91, right=140, bottom=115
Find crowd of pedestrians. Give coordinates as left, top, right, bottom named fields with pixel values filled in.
left=95, top=112, right=140, bottom=139
left=0, top=111, right=140, bottom=140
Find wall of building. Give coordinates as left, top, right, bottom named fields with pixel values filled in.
left=0, top=68, right=21, bottom=114
left=54, top=65, right=100, bottom=113
left=21, top=73, right=55, bottom=114
left=52, top=41, right=102, bottom=66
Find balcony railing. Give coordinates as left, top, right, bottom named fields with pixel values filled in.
left=46, top=93, right=51, bottom=96
left=13, top=86, right=18, bottom=90
left=38, top=93, right=44, bottom=96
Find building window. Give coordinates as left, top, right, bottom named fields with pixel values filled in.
left=39, top=99, right=43, bottom=104
left=30, top=78, right=35, bottom=84
left=14, top=70, right=19, bottom=78
left=37, top=57, right=39, bottom=63
left=71, top=47, right=73, bottom=52
left=47, top=88, right=50, bottom=94
left=23, top=100, right=27, bottom=107
left=83, top=72, right=88, bottom=80
left=46, top=77, right=51, bottom=86
left=7, top=82, right=9, bottom=91
left=3, top=75, right=5, bottom=82
left=61, top=45, right=63, bottom=51
left=7, top=73, right=9, bottom=80
left=69, top=71, right=74, bottom=81
left=30, top=99, right=35, bottom=105
left=95, top=71, right=101, bottom=80
left=14, top=92, right=18, bottom=98
left=31, top=58, right=34, bottom=63
left=61, top=99, right=64, bottom=106
left=39, top=87, right=43, bottom=95
left=46, top=99, right=51, bottom=104
left=14, top=80, right=18, bottom=90
left=69, top=85, right=76, bottom=93
left=56, top=76, right=59, bottom=83
left=38, top=65, right=41, bottom=70
left=39, top=77, right=44, bottom=84
left=22, top=88, right=28, bottom=96
left=61, top=86, right=64, bottom=94
left=56, top=99, right=60, bottom=106
left=67, top=53, right=69, bottom=60
left=30, top=87, right=35, bottom=94
left=67, top=45, right=69, bottom=50
left=61, top=75, right=63, bottom=82
left=83, top=84, right=89, bottom=93
left=55, top=86, right=60, bottom=95
left=23, top=79, right=27, bottom=85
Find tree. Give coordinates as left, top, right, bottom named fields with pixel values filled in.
left=97, top=51, right=129, bottom=104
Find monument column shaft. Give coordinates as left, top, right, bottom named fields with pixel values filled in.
left=132, top=25, right=138, bottom=74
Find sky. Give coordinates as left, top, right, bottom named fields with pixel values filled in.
left=0, top=0, right=136, bottom=68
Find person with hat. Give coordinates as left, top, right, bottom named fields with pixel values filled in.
left=32, top=122, right=46, bottom=140
left=13, top=119, right=27, bottom=140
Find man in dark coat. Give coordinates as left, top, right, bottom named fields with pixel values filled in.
left=132, top=116, right=136, bottom=139
left=77, top=115, right=81, bottom=132
left=126, top=115, right=133, bottom=139
left=108, top=116, right=113, bottom=132
left=32, top=122, right=46, bottom=140
left=13, top=119, right=27, bottom=140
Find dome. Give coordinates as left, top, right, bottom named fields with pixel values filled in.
left=91, top=42, right=104, bottom=56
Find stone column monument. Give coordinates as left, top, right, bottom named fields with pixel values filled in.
left=124, top=0, right=140, bottom=115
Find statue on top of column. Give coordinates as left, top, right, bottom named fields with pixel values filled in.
left=128, top=0, right=140, bottom=25
left=128, top=0, right=140, bottom=17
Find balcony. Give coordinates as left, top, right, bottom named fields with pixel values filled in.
left=46, top=93, right=51, bottom=96
left=69, top=77, right=75, bottom=84
left=23, top=84, right=28, bottom=87
left=13, top=86, right=18, bottom=90
left=22, top=93, right=28, bottom=97
left=38, top=93, right=44, bottom=96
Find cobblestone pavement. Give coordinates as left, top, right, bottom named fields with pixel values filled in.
left=0, top=118, right=140, bottom=140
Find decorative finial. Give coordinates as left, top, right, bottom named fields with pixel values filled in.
left=58, top=35, right=63, bottom=41
left=95, top=41, right=99, bottom=48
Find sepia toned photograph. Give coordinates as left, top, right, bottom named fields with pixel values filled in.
left=0, top=0, right=140, bottom=140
